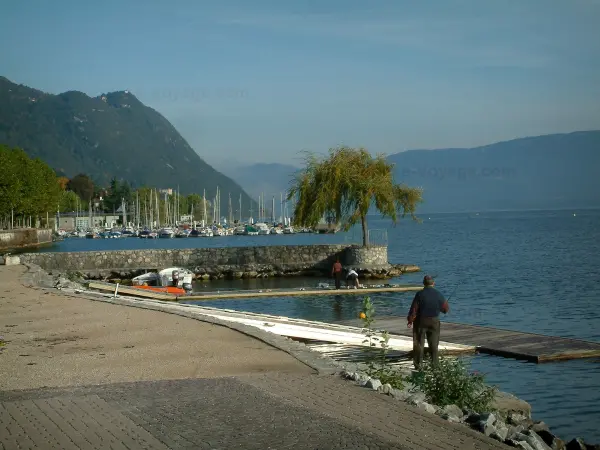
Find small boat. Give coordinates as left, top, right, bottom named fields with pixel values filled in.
left=270, top=227, right=283, bottom=235
left=189, top=228, right=200, bottom=237
left=255, top=223, right=271, bottom=235
left=212, top=227, right=226, bottom=236
left=175, top=229, right=190, bottom=238
left=199, top=227, right=213, bottom=237
left=244, top=225, right=259, bottom=236
left=283, top=226, right=294, bottom=234
left=234, top=226, right=246, bottom=235
left=132, top=267, right=194, bottom=295
left=158, top=227, right=175, bottom=238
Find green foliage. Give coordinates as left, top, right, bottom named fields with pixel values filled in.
left=359, top=297, right=406, bottom=390
left=0, top=144, right=62, bottom=223
left=288, top=146, right=423, bottom=246
left=409, top=356, right=498, bottom=412
left=59, top=190, right=83, bottom=212
left=67, top=174, right=94, bottom=203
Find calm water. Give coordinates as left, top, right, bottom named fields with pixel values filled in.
left=35, top=209, right=600, bottom=442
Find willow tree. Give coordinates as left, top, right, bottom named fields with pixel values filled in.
left=288, top=146, right=423, bottom=246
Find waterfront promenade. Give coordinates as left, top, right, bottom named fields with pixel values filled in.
left=0, top=266, right=508, bottom=450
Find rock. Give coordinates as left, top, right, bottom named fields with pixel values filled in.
left=232, top=271, right=244, bottom=279
left=522, top=430, right=553, bottom=450
left=534, top=430, right=565, bottom=450
left=415, top=401, right=437, bottom=414
left=406, top=392, right=427, bottom=405
left=565, top=438, right=587, bottom=450
left=490, top=423, right=510, bottom=442
left=4, top=255, right=21, bottom=265
left=365, top=378, right=382, bottom=390
left=355, top=374, right=370, bottom=386
left=465, top=411, right=482, bottom=425
left=389, top=388, right=411, bottom=401
left=505, top=440, right=535, bottom=450
left=439, top=404, right=463, bottom=418
left=531, top=422, right=551, bottom=434
left=496, top=391, right=532, bottom=419
left=377, top=383, right=392, bottom=394
left=479, top=412, right=497, bottom=427
left=508, top=410, right=534, bottom=426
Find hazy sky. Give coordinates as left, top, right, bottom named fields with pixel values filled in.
left=2, top=0, right=599, bottom=167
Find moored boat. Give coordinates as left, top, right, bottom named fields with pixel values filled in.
left=132, top=267, right=194, bottom=294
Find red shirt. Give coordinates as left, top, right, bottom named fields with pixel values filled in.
left=333, top=262, right=342, bottom=273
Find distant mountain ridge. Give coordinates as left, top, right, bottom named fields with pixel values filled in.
left=0, top=76, right=257, bottom=214
left=219, top=131, right=600, bottom=213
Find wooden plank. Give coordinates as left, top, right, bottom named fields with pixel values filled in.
left=334, top=316, right=600, bottom=362
left=87, top=282, right=176, bottom=301
left=181, top=285, right=422, bottom=301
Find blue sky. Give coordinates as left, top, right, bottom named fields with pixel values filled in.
left=2, top=0, right=599, bottom=168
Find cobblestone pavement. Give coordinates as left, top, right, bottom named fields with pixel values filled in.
left=1, top=374, right=509, bottom=450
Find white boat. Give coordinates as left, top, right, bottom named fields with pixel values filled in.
left=255, top=223, right=271, bottom=235
left=158, top=227, right=175, bottom=238
left=270, top=227, right=283, bottom=235
left=234, top=226, right=246, bottom=235
left=199, top=227, right=213, bottom=237
left=283, top=226, right=294, bottom=234
left=132, top=267, right=194, bottom=292
left=212, top=227, right=226, bottom=236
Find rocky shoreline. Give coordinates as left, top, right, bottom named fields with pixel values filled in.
left=339, top=368, right=598, bottom=450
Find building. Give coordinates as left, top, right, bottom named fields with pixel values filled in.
left=56, top=212, right=121, bottom=231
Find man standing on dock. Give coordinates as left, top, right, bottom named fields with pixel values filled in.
left=331, top=258, right=343, bottom=289
left=407, top=275, right=449, bottom=370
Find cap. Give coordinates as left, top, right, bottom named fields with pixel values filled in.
left=423, top=275, right=434, bottom=285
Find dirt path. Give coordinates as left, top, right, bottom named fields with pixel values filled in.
left=0, top=265, right=312, bottom=391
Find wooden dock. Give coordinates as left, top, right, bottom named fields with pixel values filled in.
left=337, top=316, right=600, bottom=363
left=87, top=281, right=422, bottom=301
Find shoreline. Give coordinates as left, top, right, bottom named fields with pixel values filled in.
left=4, top=262, right=598, bottom=448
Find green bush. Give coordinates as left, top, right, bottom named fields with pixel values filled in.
left=359, top=296, right=406, bottom=390
left=410, top=356, right=498, bottom=412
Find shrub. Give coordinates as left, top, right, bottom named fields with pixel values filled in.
left=359, top=296, right=406, bottom=389
left=410, top=356, right=498, bottom=412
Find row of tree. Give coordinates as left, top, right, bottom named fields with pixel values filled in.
left=0, top=145, right=63, bottom=228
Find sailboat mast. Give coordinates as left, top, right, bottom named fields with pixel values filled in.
left=239, top=193, right=242, bottom=223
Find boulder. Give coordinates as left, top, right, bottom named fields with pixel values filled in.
left=377, top=383, right=392, bottom=395
left=389, top=388, right=411, bottom=401
left=521, top=430, right=553, bottom=450
left=365, top=378, right=382, bottom=390
left=436, top=405, right=463, bottom=423
left=490, top=423, right=510, bottom=442
left=534, top=430, right=565, bottom=450
left=565, top=438, right=588, bottom=450
left=4, top=255, right=21, bottom=265
left=406, top=392, right=427, bottom=405
left=415, top=401, right=437, bottom=414
left=496, top=392, right=532, bottom=420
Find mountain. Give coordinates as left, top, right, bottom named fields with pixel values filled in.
left=211, top=162, right=300, bottom=199
left=0, top=76, right=257, bottom=214
left=218, top=131, right=600, bottom=213
left=387, top=131, right=600, bottom=212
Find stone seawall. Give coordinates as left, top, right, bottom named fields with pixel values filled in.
left=0, top=229, right=53, bottom=251
left=19, top=244, right=419, bottom=280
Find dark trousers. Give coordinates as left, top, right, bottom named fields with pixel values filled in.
left=334, top=272, right=342, bottom=289
left=413, top=316, right=441, bottom=370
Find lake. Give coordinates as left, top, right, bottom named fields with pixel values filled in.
left=35, top=208, right=600, bottom=442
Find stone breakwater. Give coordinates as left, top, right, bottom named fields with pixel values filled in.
left=0, top=228, right=52, bottom=251
left=340, top=370, right=599, bottom=450
left=18, top=244, right=420, bottom=281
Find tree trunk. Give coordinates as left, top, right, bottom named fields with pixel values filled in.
left=361, top=214, right=369, bottom=247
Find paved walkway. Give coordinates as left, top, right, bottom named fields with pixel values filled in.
left=0, top=265, right=509, bottom=449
